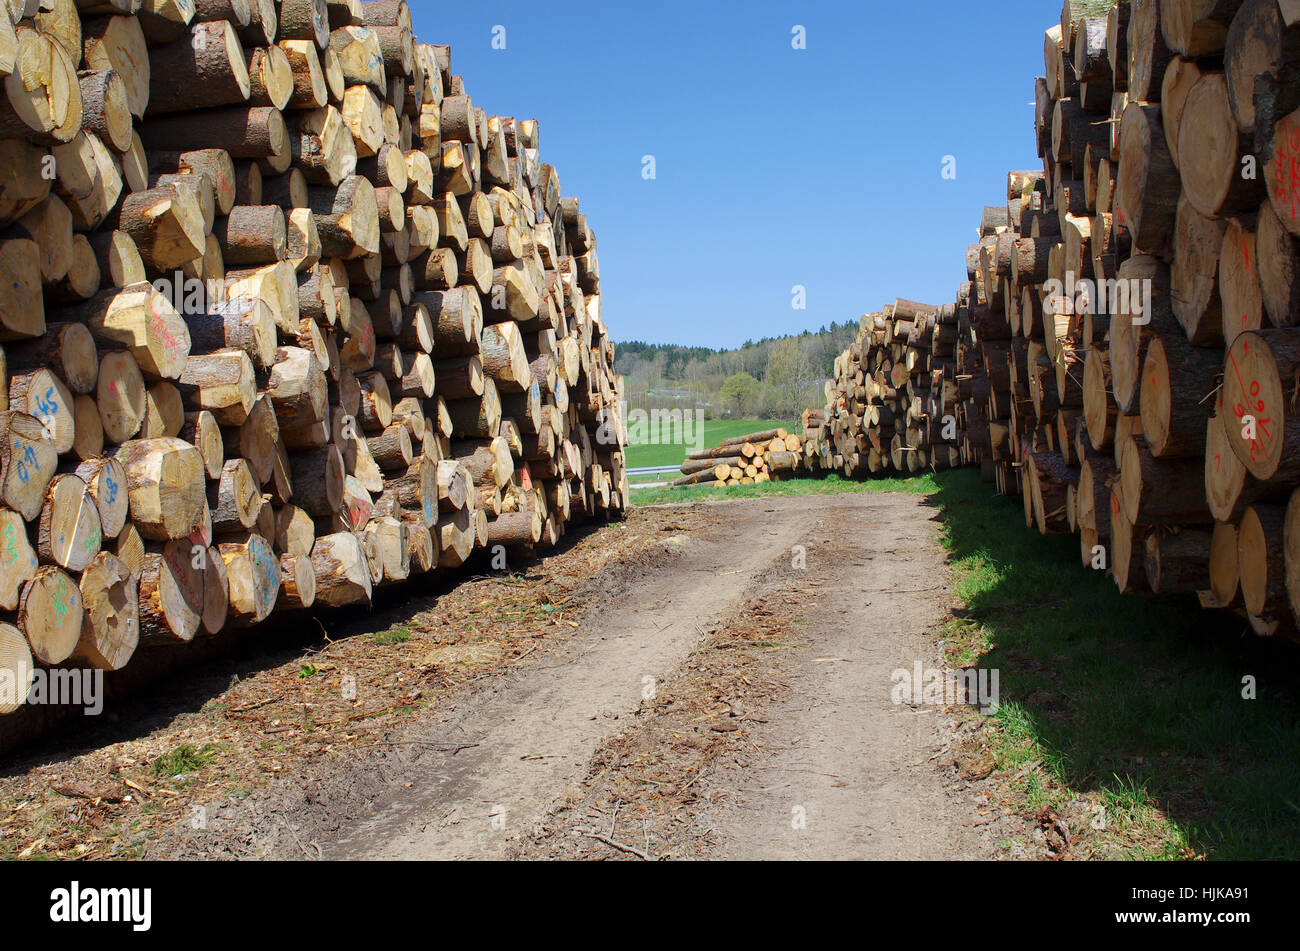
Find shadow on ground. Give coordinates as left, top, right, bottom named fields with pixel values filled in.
left=0, top=519, right=611, bottom=775
left=925, top=468, right=1300, bottom=860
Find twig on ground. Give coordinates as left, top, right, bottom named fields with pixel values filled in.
left=578, top=829, right=655, bottom=861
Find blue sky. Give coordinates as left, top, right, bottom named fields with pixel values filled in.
left=411, top=0, right=1052, bottom=349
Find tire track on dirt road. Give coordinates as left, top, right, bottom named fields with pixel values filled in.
left=513, top=494, right=999, bottom=861
left=328, top=499, right=816, bottom=860
left=697, top=495, right=996, bottom=859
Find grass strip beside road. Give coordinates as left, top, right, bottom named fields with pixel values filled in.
left=929, top=469, right=1300, bottom=860
left=640, top=467, right=1300, bottom=859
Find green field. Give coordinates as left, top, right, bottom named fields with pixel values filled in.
left=636, top=468, right=1300, bottom=860
left=631, top=472, right=934, bottom=504
left=624, top=418, right=798, bottom=470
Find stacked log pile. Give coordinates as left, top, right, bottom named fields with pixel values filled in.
left=673, top=428, right=803, bottom=487
left=802, top=299, right=965, bottom=477
left=0, top=0, right=626, bottom=716
left=804, top=0, right=1300, bottom=640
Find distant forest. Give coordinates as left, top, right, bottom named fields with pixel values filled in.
left=613, top=322, right=860, bottom=421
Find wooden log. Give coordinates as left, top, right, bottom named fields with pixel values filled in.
left=51, top=131, right=123, bottom=229
left=363, top=514, right=409, bottom=583
left=0, top=508, right=38, bottom=612
left=96, top=349, right=146, bottom=444
left=146, top=20, right=251, bottom=114
left=1118, top=433, right=1211, bottom=524
left=447, top=378, right=500, bottom=438
left=18, top=565, right=83, bottom=664
left=187, top=297, right=277, bottom=372
left=72, top=551, right=138, bottom=671
left=279, top=37, right=328, bottom=109
left=1221, top=327, right=1300, bottom=482
left=1259, top=197, right=1300, bottom=327
left=1179, top=73, right=1266, bottom=219
left=479, top=320, right=531, bottom=392
left=1144, top=528, right=1214, bottom=594
left=288, top=444, right=343, bottom=516
left=1282, top=485, right=1300, bottom=622
left=0, top=411, right=58, bottom=521
left=436, top=458, right=470, bottom=511
left=1209, top=519, right=1241, bottom=607
left=1161, top=0, right=1243, bottom=58
left=1108, top=490, right=1151, bottom=594
left=274, top=503, right=316, bottom=558
left=452, top=435, right=512, bottom=489
left=1108, top=255, right=1176, bottom=413
left=138, top=538, right=204, bottom=642
left=1171, top=194, right=1227, bottom=345
left=8, top=368, right=76, bottom=453
left=487, top=507, right=541, bottom=547
left=245, top=43, right=294, bottom=110
left=1263, top=104, right=1300, bottom=234
left=48, top=237, right=103, bottom=306
left=267, top=345, right=328, bottom=424
left=5, top=322, right=98, bottom=396
left=276, top=551, right=315, bottom=609
left=308, top=174, right=379, bottom=257
left=142, top=386, right=188, bottom=450
left=215, top=204, right=286, bottom=265
left=1139, top=332, right=1221, bottom=457
left=310, top=530, right=371, bottom=606
left=82, top=15, right=150, bottom=120
left=1221, top=217, right=1264, bottom=347
left=436, top=505, right=473, bottom=567
left=67, top=282, right=191, bottom=380
left=37, top=473, right=102, bottom=572
left=1117, top=101, right=1179, bottom=257
left=0, top=621, right=33, bottom=715
left=177, top=349, right=256, bottom=424
left=208, top=458, right=260, bottom=533
left=73, top=456, right=130, bottom=540
left=1238, top=502, right=1291, bottom=632
left=0, top=239, right=45, bottom=341
left=1026, top=451, right=1076, bottom=535
left=8, top=195, right=73, bottom=286
left=117, top=183, right=207, bottom=271
left=140, top=104, right=290, bottom=173
left=0, top=27, right=81, bottom=144
left=112, top=437, right=208, bottom=540
left=218, top=533, right=279, bottom=624
left=88, top=229, right=146, bottom=288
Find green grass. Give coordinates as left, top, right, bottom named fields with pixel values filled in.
left=631, top=472, right=937, bottom=506
left=624, top=418, right=797, bottom=469
left=152, top=743, right=226, bottom=778
left=927, top=468, right=1300, bottom=860
left=374, top=624, right=413, bottom=645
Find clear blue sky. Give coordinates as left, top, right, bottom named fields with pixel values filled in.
left=411, top=0, right=1052, bottom=350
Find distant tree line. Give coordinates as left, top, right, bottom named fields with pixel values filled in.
left=614, top=322, right=859, bottom=421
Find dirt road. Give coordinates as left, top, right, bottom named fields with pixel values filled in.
left=325, top=497, right=814, bottom=860
left=128, top=492, right=1005, bottom=860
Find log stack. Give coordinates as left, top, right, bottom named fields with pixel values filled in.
left=0, top=0, right=626, bottom=716
left=673, top=428, right=804, bottom=487
left=801, top=299, right=965, bottom=477
left=803, top=0, right=1300, bottom=641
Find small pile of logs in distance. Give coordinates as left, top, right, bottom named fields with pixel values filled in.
left=801, top=298, right=964, bottom=477
left=806, top=0, right=1300, bottom=642
left=673, top=428, right=803, bottom=487
left=0, top=0, right=627, bottom=717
